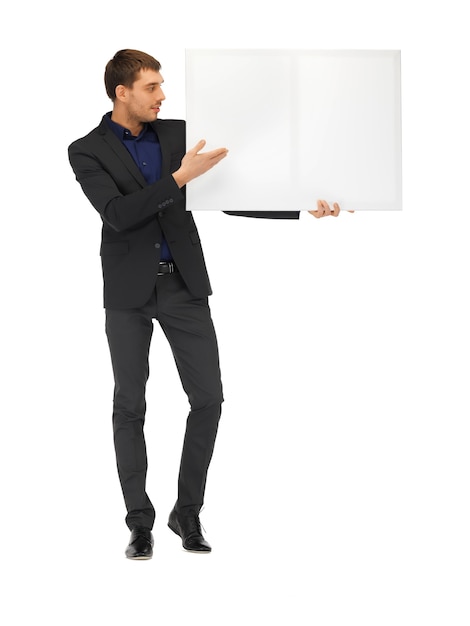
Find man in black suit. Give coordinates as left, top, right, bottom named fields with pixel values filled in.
left=68, top=49, right=343, bottom=560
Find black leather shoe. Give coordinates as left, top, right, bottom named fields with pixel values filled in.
left=168, top=508, right=212, bottom=552
left=125, top=527, right=154, bottom=560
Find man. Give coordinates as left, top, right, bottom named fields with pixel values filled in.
left=68, top=49, right=345, bottom=560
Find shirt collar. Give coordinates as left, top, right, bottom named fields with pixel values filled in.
left=105, top=112, right=151, bottom=141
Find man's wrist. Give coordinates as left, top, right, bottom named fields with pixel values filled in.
left=172, top=170, right=186, bottom=188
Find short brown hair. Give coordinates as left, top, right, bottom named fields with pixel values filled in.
left=104, top=49, right=161, bottom=101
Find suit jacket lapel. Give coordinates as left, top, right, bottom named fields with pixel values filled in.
left=98, top=117, right=147, bottom=187
left=151, top=120, right=171, bottom=175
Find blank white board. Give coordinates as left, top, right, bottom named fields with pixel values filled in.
left=185, top=49, right=402, bottom=211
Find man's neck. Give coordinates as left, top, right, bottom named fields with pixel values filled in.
left=110, top=110, right=143, bottom=137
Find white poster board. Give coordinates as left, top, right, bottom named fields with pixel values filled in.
left=185, top=49, right=402, bottom=211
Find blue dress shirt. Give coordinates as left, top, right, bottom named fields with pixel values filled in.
left=106, top=113, right=172, bottom=261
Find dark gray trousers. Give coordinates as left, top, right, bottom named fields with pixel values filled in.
left=105, top=272, right=223, bottom=530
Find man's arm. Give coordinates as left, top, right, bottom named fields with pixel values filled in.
left=68, top=142, right=184, bottom=232
left=68, top=138, right=228, bottom=232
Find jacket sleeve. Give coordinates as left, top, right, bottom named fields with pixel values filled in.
left=68, top=141, right=185, bottom=232
left=223, top=211, right=300, bottom=219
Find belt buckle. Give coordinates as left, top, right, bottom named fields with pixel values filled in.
left=157, top=261, right=174, bottom=276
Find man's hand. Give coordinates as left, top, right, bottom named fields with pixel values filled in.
left=173, top=140, right=228, bottom=188
left=308, top=199, right=355, bottom=218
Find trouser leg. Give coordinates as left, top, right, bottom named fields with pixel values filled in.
left=157, top=273, right=224, bottom=515
left=105, top=306, right=155, bottom=530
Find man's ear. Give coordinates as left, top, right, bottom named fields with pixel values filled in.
left=115, top=84, right=127, bottom=102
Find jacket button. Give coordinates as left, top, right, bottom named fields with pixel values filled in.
left=154, top=243, right=160, bottom=249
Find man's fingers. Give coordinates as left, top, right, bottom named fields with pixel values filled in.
left=308, top=199, right=327, bottom=218
left=189, top=139, right=206, bottom=154
left=308, top=199, right=345, bottom=218
left=186, top=139, right=207, bottom=156
left=189, top=141, right=228, bottom=161
left=206, top=147, right=229, bottom=161
left=319, top=199, right=331, bottom=216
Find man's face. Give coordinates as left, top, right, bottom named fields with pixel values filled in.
left=120, top=68, right=166, bottom=123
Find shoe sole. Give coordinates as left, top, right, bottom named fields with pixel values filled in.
left=180, top=545, right=211, bottom=553
left=126, top=555, right=153, bottom=560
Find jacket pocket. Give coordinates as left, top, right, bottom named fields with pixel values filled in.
left=100, top=241, right=129, bottom=256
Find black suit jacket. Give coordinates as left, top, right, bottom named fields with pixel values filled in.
left=68, top=116, right=299, bottom=309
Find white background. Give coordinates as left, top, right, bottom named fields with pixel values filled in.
left=1, top=1, right=469, bottom=625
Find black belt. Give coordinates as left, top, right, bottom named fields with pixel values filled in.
left=157, top=260, right=178, bottom=275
